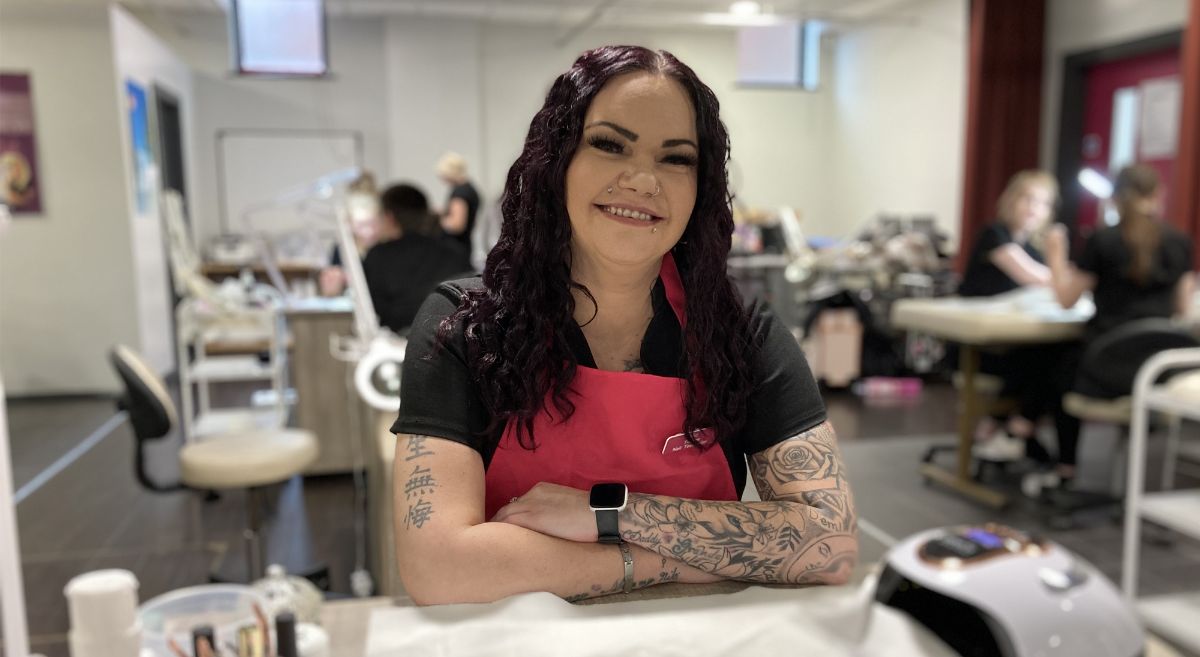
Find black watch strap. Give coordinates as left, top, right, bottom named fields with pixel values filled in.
left=596, top=509, right=621, bottom=544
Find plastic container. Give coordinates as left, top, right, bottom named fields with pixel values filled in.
left=138, top=584, right=268, bottom=657
left=851, top=376, right=923, bottom=398
left=251, top=564, right=324, bottom=624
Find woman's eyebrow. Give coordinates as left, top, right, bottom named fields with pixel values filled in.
left=663, top=138, right=698, bottom=150
left=586, top=121, right=638, bottom=141
left=586, top=121, right=697, bottom=150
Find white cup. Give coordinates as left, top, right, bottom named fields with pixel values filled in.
left=64, top=569, right=140, bottom=638
left=68, top=618, right=142, bottom=657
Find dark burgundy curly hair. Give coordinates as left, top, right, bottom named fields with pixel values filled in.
left=439, top=45, right=758, bottom=451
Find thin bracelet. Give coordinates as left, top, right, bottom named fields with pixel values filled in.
left=618, top=542, right=634, bottom=594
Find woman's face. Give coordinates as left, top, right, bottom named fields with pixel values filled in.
left=1010, top=183, right=1054, bottom=234
left=1126, top=189, right=1164, bottom=218
left=565, top=72, right=699, bottom=270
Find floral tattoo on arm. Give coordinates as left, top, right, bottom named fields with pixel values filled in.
left=617, top=421, right=857, bottom=584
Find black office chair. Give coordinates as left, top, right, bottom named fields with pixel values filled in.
left=1048, top=319, right=1200, bottom=526
left=110, top=345, right=320, bottom=581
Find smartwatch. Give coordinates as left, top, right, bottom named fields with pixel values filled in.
left=589, top=482, right=628, bottom=544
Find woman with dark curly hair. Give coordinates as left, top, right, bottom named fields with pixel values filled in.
left=391, top=45, right=856, bottom=605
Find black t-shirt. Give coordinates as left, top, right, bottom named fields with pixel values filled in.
left=1077, top=225, right=1193, bottom=338
left=446, top=182, right=481, bottom=251
left=362, top=234, right=473, bottom=334
left=392, top=277, right=828, bottom=498
left=959, top=222, right=1042, bottom=297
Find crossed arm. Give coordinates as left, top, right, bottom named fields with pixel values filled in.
left=615, top=420, right=857, bottom=584
left=393, top=420, right=857, bottom=605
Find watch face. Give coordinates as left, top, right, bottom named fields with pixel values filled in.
left=590, top=482, right=627, bottom=509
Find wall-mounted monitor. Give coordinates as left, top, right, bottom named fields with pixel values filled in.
left=230, top=0, right=328, bottom=77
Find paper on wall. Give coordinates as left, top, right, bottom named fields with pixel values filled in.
left=1139, top=76, right=1181, bottom=160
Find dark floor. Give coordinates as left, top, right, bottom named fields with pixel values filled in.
left=4, top=385, right=1200, bottom=656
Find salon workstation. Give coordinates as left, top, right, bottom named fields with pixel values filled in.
left=3, top=0, right=1200, bottom=655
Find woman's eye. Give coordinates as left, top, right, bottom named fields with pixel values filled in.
left=662, top=154, right=698, bottom=167
left=588, top=136, right=624, bottom=154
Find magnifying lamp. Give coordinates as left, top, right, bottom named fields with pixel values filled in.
left=353, top=336, right=408, bottom=412
left=1077, top=168, right=1113, bottom=199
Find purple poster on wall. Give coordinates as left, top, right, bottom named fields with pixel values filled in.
left=0, top=72, right=42, bottom=214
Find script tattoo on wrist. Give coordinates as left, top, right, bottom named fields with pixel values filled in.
left=402, top=436, right=437, bottom=530
left=618, top=421, right=857, bottom=584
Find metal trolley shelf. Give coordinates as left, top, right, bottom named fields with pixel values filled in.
left=1122, top=348, right=1200, bottom=655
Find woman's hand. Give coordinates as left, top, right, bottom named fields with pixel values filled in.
left=492, top=482, right=598, bottom=542
left=1045, top=224, right=1069, bottom=266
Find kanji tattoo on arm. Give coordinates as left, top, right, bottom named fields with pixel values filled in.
left=402, top=436, right=438, bottom=530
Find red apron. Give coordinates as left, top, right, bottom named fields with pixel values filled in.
left=484, top=253, right=739, bottom=519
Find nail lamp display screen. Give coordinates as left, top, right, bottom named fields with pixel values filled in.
left=232, top=0, right=328, bottom=77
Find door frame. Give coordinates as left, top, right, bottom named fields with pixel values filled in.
left=1055, top=30, right=1182, bottom=236
left=152, top=84, right=188, bottom=219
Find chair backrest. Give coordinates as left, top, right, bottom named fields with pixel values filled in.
left=1075, top=319, right=1200, bottom=399
left=109, top=345, right=182, bottom=492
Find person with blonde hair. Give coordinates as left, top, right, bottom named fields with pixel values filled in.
left=959, top=170, right=1058, bottom=297
left=435, top=151, right=481, bottom=253
left=959, top=170, right=1060, bottom=464
left=320, top=171, right=382, bottom=296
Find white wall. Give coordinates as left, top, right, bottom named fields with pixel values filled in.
left=385, top=19, right=488, bottom=207
left=826, top=0, right=967, bottom=246
left=386, top=3, right=966, bottom=243
left=131, top=11, right=391, bottom=242
left=110, top=5, right=197, bottom=375
left=0, top=7, right=139, bottom=395
left=1039, top=0, right=1190, bottom=169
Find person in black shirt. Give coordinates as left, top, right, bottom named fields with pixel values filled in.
left=1045, top=163, right=1195, bottom=484
left=959, top=170, right=1057, bottom=298
left=362, top=183, right=472, bottom=334
left=391, top=46, right=855, bottom=606
left=959, top=171, right=1060, bottom=464
left=435, top=152, right=481, bottom=254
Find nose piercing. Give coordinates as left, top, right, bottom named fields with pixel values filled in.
left=607, top=187, right=613, bottom=194
left=648, top=184, right=661, bottom=198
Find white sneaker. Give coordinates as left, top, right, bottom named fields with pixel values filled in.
left=1021, top=470, right=1062, bottom=499
left=972, top=431, right=1025, bottom=462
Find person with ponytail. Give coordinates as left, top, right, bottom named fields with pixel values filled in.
left=1042, top=163, right=1195, bottom=485
left=389, top=45, right=856, bottom=605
